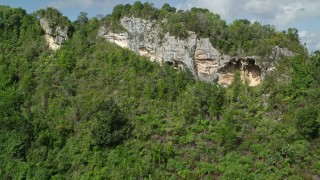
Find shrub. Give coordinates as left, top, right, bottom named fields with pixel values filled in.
left=92, top=99, right=130, bottom=147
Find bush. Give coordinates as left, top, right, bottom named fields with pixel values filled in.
left=92, top=99, right=130, bottom=147
left=295, top=106, right=319, bottom=140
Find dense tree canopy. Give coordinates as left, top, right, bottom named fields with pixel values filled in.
left=0, top=3, right=319, bottom=179
left=36, top=7, right=71, bottom=28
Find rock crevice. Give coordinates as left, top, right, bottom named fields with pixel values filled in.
left=98, top=17, right=294, bottom=86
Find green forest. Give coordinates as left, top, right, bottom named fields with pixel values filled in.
left=0, top=2, right=320, bottom=179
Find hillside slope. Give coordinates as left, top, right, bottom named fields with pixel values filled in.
left=0, top=4, right=319, bottom=179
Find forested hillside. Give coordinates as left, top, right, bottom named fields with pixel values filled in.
left=0, top=3, right=319, bottom=179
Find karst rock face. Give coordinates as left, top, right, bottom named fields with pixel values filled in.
left=40, top=18, right=69, bottom=50
left=97, top=17, right=294, bottom=86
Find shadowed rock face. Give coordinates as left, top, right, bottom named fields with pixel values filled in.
left=217, top=58, right=261, bottom=86
left=98, top=17, right=294, bottom=86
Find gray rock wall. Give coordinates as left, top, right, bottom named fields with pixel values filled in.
left=98, top=17, right=294, bottom=86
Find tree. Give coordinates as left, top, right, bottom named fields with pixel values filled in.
left=287, top=28, right=299, bottom=42
left=295, top=106, right=320, bottom=140
left=230, top=70, right=242, bottom=102
left=141, top=2, right=159, bottom=19
left=112, top=4, right=125, bottom=20
left=75, top=11, right=88, bottom=26
left=92, top=99, right=130, bottom=147
left=130, top=1, right=144, bottom=17
left=161, top=3, right=176, bottom=13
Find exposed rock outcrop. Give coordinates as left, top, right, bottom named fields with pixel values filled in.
left=40, top=18, right=69, bottom=50
left=98, top=17, right=294, bottom=86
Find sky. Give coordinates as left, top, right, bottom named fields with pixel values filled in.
left=1, top=0, right=320, bottom=52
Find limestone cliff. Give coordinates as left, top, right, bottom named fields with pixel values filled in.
left=40, top=18, right=69, bottom=50
left=99, top=17, right=294, bottom=86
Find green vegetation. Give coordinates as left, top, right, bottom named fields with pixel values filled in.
left=0, top=3, right=319, bottom=179
left=92, top=99, right=130, bottom=147
left=36, top=7, right=71, bottom=28
left=105, top=1, right=305, bottom=56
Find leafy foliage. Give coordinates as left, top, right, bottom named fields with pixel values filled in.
left=0, top=4, right=319, bottom=179
left=103, top=2, right=305, bottom=56
left=36, top=7, right=71, bottom=28
left=92, top=99, right=130, bottom=147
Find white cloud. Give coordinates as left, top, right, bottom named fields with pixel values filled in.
left=244, top=0, right=275, bottom=18
left=299, top=31, right=320, bottom=52
left=177, top=0, right=233, bottom=19
left=49, top=0, right=114, bottom=9
left=181, top=0, right=320, bottom=25
left=250, top=19, right=257, bottom=24
left=179, top=0, right=320, bottom=51
left=271, top=2, right=305, bottom=27
left=298, top=30, right=308, bottom=38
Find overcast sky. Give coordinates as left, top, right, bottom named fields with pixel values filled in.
left=2, top=0, right=320, bottom=52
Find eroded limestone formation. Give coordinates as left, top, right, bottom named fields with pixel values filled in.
left=98, top=17, right=293, bottom=86
left=40, top=18, right=69, bottom=50
left=217, top=58, right=261, bottom=86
